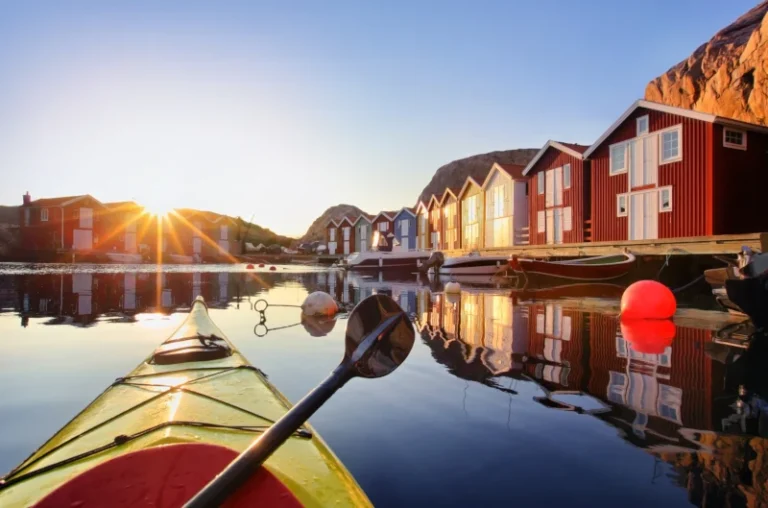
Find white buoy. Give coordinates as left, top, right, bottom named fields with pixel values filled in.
left=444, top=281, right=461, bottom=294
left=301, top=291, right=338, bottom=317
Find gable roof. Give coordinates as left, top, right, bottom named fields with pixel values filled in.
left=394, top=206, right=416, bottom=218
left=373, top=210, right=397, bottom=221
left=353, top=213, right=374, bottom=224
left=326, top=218, right=339, bottom=227
left=522, top=141, right=589, bottom=176
left=337, top=216, right=355, bottom=226
left=458, top=177, right=483, bottom=198
left=439, top=187, right=458, bottom=204
left=427, top=195, right=441, bottom=209
left=415, top=200, right=429, bottom=214
left=482, top=162, right=526, bottom=187
left=27, top=194, right=106, bottom=208
left=583, top=99, right=768, bottom=158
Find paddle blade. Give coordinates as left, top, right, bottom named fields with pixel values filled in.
left=344, top=294, right=415, bottom=378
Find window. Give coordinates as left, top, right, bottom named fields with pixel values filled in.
left=329, top=227, right=336, bottom=241
left=537, top=210, right=545, bottom=232
left=537, top=172, right=544, bottom=194
left=660, top=127, right=681, bottom=163
left=610, top=143, right=626, bottom=175
left=563, top=164, right=571, bottom=189
left=617, top=194, right=627, bottom=217
left=378, top=221, right=388, bottom=232
left=723, top=128, right=747, bottom=150
left=636, top=115, right=649, bottom=135
left=659, top=187, right=672, bottom=212
left=41, top=208, right=49, bottom=222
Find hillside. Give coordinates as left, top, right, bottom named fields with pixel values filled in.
left=301, top=204, right=367, bottom=243
left=645, top=1, right=768, bottom=124
left=0, top=206, right=19, bottom=225
left=416, top=149, right=538, bottom=205
left=238, top=218, right=294, bottom=247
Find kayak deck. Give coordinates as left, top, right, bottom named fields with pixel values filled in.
left=0, top=297, right=371, bottom=507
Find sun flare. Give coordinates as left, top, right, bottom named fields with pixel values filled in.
left=141, top=198, right=174, bottom=217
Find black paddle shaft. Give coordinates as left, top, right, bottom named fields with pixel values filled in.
left=183, top=364, right=351, bottom=508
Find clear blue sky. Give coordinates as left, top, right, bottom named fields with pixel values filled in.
left=0, top=0, right=758, bottom=236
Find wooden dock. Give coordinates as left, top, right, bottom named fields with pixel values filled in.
left=446, top=232, right=768, bottom=259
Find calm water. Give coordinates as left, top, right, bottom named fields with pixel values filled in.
left=0, top=263, right=765, bottom=507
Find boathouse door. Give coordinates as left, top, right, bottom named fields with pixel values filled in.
left=629, top=136, right=658, bottom=189
left=629, top=191, right=658, bottom=240
left=400, top=219, right=409, bottom=250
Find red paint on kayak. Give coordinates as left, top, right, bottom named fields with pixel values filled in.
left=33, top=443, right=302, bottom=508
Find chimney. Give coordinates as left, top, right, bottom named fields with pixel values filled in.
left=22, top=192, right=31, bottom=206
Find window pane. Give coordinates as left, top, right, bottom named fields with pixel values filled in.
left=610, top=144, right=626, bottom=173
left=662, top=130, right=679, bottom=161
left=637, top=116, right=648, bottom=135
left=538, top=172, right=544, bottom=194
left=564, top=164, right=571, bottom=188
left=660, top=189, right=671, bottom=210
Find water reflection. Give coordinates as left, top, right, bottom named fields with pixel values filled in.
left=3, top=267, right=768, bottom=505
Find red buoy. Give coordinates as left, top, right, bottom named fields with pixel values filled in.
left=620, top=280, right=676, bottom=320
left=620, top=319, right=676, bottom=354
left=246, top=264, right=254, bottom=269
left=269, top=266, right=277, bottom=271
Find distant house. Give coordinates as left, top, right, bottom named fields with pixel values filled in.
left=480, top=163, right=528, bottom=249
left=427, top=196, right=442, bottom=250
left=523, top=142, right=590, bottom=245
left=171, top=209, right=208, bottom=260
left=354, top=214, right=373, bottom=253
left=326, top=218, right=339, bottom=255
left=102, top=201, right=154, bottom=255
left=337, top=216, right=356, bottom=255
left=415, top=201, right=429, bottom=250
left=584, top=99, right=768, bottom=241
left=371, top=211, right=396, bottom=248
left=439, top=188, right=460, bottom=251
left=19, top=193, right=109, bottom=252
left=393, top=207, right=417, bottom=251
left=458, top=178, right=484, bottom=250
left=204, top=212, right=240, bottom=257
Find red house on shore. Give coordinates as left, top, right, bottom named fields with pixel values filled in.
left=523, top=141, right=590, bottom=245
left=337, top=216, right=356, bottom=255
left=371, top=211, right=396, bottom=249
left=326, top=218, right=339, bottom=255
left=584, top=100, right=768, bottom=241
left=19, top=193, right=109, bottom=252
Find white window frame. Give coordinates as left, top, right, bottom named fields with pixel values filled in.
left=616, top=194, right=627, bottom=217
left=41, top=208, right=49, bottom=222
left=563, top=163, right=571, bottom=189
left=329, top=227, right=336, bottom=241
left=609, top=142, right=627, bottom=175
left=723, top=128, right=747, bottom=150
left=636, top=115, right=649, bottom=136
left=659, top=186, right=673, bottom=213
left=537, top=172, right=544, bottom=194
left=659, top=125, right=683, bottom=165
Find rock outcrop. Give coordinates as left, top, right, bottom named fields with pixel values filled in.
left=301, top=204, right=367, bottom=243
left=416, top=149, right=538, bottom=205
left=645, top=1, right=768, bottom=124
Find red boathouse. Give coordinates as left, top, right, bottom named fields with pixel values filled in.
left=337, top=216, right=356, bottom=256
left=585, top=100, right=768, bottom=241
left=523, top=141, right=590, bottom=245
left=19, top=193, right=109, bottom=253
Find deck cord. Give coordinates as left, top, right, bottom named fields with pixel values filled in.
left=0, top=365, right=312, bottom=490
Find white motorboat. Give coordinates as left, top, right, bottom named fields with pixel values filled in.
left=437, top=253, right=510, bottom=275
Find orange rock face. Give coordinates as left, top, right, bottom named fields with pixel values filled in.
left=645, top=1, right=768, bottom=125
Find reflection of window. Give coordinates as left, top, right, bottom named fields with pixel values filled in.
left=616, top=336, right=628, bottom=357
left=636, top=115, right=649, bottom=135
left=607, top=371, right=626, bottom=405
left=659, top=187, right=672, bottom=212
left=723, top=128, right=747, bottom=150
left=563, top=164, right=571, bottom=189
left=661, top=127, right=681, bottom=163
left=657, top=384, right=682, bottom=423
left=610, top=143, right=626, bottom=175
left=617, top=194, right=627, bottom=217
left=41, top=208, right=49, bottom=222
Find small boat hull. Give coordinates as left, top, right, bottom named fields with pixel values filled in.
left=510, top=252, right=636, bottom=283
left=438, top=255, right=509, bottom=275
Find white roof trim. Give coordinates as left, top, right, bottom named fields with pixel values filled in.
left=480, top=162, right=526, bottom=189
left=427, top=195, right=441, bottom=209
left=415, top=200, right=428, bottom=213
left=522, top=141, right=584, bottom=176
left=354, top=214, right=372, bottom=224
left=394, top=207, right=416, bottom=218
left=373, top=211, right=394, bottom=222
left=439, top=187, right=458, bottom=204
left=327, top=218, right=339, bottom=227
left=583, top=99, right=720, bottom=158
left=458, top=177, right=482, bottom=199
left=59, top=194, right=110, bottom=209
left=337, top=216, right=355, bottom=226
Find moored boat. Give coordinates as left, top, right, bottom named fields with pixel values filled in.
left=508, top=251, right=636, bottom=283
left=344, top=249, right=431, bottom=271
left=0, top=297, right=371, bottom=507
left=437, top=253, right=509, bottom=275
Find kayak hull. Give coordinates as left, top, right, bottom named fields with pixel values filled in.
left=0, top=298, right=371, bottom=507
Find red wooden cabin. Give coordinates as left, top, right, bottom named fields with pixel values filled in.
left=523, top=141, right=590, bottom=245
left=325, top=218, right=340, bottom=255
left=426, top=196, right=442, bottom=250
left=19, top=193, right=109, bottom=253
left=371, top=211, right=396, bottom=249
left=337, top=216, right=356, bottom=255
left=585, top=100, right=768, bottom=241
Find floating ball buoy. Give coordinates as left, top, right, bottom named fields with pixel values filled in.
left=444, top=281, right=461, bottom=294
left=620, top=320, right=676, bottom=354
left=445, top=292, right=461, bottom=305
left=301, top=291, right=338, bottom=317
left=620, top=280, right=676, bottom=320
left=246, top=264, right=254, bottom=269
left=269, top=266, right=276, bottom=271
left=301, top=314, right=337, bottom=337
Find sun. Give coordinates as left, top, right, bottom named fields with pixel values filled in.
left=141, top=197, right=174, bottom=217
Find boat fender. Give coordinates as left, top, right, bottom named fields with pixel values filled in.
left=444, top=281, right=461, bottom=294
left=269, top=266, right=277, bottom=271
left=258, top=263, right=265, bottom=268
left=620, top=280, right=676, bottom=319
left=246, top=264, right=255, bottom=269
left=301, top=291, right=339, bottom=317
